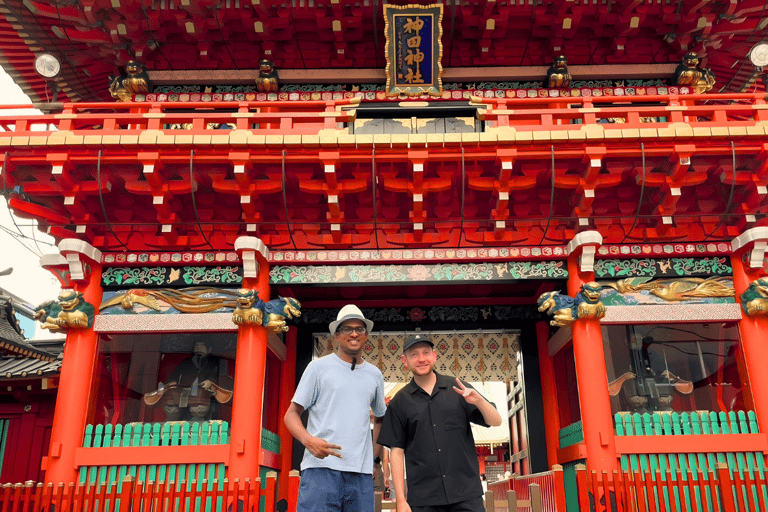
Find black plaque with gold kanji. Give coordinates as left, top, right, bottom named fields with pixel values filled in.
left=384, top=3, right=443, bottom=97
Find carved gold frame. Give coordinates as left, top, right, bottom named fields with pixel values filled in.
left=383, top=3, right=444, bottom=97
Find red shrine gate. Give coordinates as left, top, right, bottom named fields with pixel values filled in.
left=3, top=79, right=768, bottom=512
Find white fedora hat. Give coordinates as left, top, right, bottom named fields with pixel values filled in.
left=329, top=304, right=374, bottom=335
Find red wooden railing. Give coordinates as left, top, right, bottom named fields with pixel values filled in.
left=0, top=92, right=765, bottom=138
left=487, top=465, right=567, bottom=512
left=575, top=463, right=768, bottom=512
left=0, top=470, right=301, bottom=512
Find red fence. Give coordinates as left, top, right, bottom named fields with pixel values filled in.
left=0, top=92, right=765, bottom=139
left=0, top=471, right=301, bottom=512
left=575, top=463, right=768, bottom=512
left=487, top=465, right=567, bottom=512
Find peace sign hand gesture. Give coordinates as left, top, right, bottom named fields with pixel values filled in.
left=453, top=378, right=482, bottom=406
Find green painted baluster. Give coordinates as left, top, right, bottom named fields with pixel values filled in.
left=615, top=414, right=629, bottom=471
left=701, top=411, right=722, bottom=507
left=636, top=413, right=650, bottom=473
left=735, top=411, right=759, bottom=508
left=218, top=422, right=228, bottom=491
left=709, top=412, right=727, bottom=464
left=190, top=423, right=203, bottom=509
left=98, top=424, right=113, bottom=490
left=168, top=423, right=180, bottom=492
left=118, top=424, right=132, bottom=490
left=707, top=411, right=728, bottom=508
left=104, top=423, right=121, bottom=509
left=98, top=423, right=113, bottom=511
left=91, top=424, right=105, bottom=487
left=130, top=422, right=142, bottom=480
left=146, top=423, right=161, bottom=484
left=672, top=412, right=693, bottom=510
left=730, top=411, right=753, bottom=510
left=209, top=422, right=219, bottom=497
left=80, top=424, right=94, bottom=485
left=658, top=413, right=675, bottom=510
left=107, top=424, right=121, bottom=489
left=682, top=412, right=703, bottom=511
left=642, top=413, right=661, bottom=510
left=719, top=412, right=742, bottom=511
left=221, top=422, right=229, bottom=444
left=690, top=412, right=713, bottom=510
left=179, top=422, right=191, bottom=496
left=701, top=412, right=719, bottom=472
left=746, top=411, right=768, bottom=505
left=137, top=423, right=150, bottom=484
left=158, top=422, right=171, bottom=485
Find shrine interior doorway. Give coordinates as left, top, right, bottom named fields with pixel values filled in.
left=311, top=328, right=533, bottom=481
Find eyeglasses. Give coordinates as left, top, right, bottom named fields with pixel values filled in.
left=338, top=326, right=367, bottom=335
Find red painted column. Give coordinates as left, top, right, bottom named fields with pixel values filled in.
left=43, top=241, right=103, bottom=485
left=277, top=327, right=298, bottom=501
left=731, top=229, right=768, bottom=434
left=566, top=232, right=617, bottom=473
left=536, top=321, right=560, bottom=469
left=229, top=237, right=271, bottom=481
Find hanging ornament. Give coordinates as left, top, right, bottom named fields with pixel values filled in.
left=478, top=335, right=486, bottom=383
left=452, top=334, right=461, bottom=374
left=377, top=334, right=386, bottom=372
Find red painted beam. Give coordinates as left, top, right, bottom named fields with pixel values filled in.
left=614, top=434, right=768, bottom=455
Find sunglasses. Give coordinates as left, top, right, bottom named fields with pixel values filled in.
left=338, top=326, right=368, bottom=335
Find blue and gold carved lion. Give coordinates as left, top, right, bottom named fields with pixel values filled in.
left=35, top=290, right=95, bottom=332
left=537, top=282, right=606, bottom=327
left=232, top=289, right=301, bottom=332
left=741, top=277, right=768, bottom=316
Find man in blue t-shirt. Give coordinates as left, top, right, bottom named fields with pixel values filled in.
left=284, top=304, right=387, bottom=512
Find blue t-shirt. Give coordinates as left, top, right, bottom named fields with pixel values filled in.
left=292, top=353, right=387, bottom=474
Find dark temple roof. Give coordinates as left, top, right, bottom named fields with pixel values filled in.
left=0, top=297, right=56, bottom=362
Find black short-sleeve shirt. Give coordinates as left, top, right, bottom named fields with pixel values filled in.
left=377, top=372, right=492, bottom=507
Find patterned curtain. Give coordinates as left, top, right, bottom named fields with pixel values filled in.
left=314, top=331, right=520, bottom=383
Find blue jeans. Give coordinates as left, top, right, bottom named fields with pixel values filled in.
left=296, top=468, right=374, bottom=512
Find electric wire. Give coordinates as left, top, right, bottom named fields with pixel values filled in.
left=537, top=145, right=556, bottom=246
left=96, top=150, right=130, bottom=251
left=372, top=144, right=380, bottom=252
left=620, top=143, right=646, bottom=244
left=189, top=150, right=214, bottom=250
left=2, top=151, right=43, bottom=257
left=459, top=147, right=466, bottom=246
left=281, top=150, right=298, bottom=250
left=703, top=141, right=737, bottom=239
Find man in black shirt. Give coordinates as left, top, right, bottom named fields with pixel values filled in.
left=378, top=334, right=502, bottom=512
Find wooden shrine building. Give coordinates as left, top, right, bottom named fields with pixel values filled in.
left=2, top=1, right=768, bottom=510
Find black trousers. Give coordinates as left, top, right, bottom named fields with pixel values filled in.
left=411, top=496, right=485, bottom=512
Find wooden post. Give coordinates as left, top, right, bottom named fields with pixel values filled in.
left=277, top=327, right=298, bottom=501
left=43, top=241, right=104, bottom=485
left=537, top=320, right=561, bottom=470
left=716, top=463, right=737, bottom=512
left=229, top=237, right=271, bottom=482
left=730, top=230, right=768, bottom=437
left=264, top=472, right=277, bottom=512
left=287, top=470, right=300, bottom=512
left=567, top=232, right=617, bottom=474
left=575, top=464, right=590, bottom=512
left=483, top=490, right=494, bottom=512
left=551, top=464, right=567, bottom=511
left=529, top=483, right=542, bottom=512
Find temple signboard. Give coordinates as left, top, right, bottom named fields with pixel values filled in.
left=384, top=3, right=443, bottom=97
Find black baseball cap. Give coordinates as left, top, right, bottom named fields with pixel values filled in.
left=403, top=333, right=434, bottom=353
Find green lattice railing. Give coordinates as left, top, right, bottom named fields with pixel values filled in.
left=78, top=422, right=279, bottom=491
left=615, top=411, right=767, bottom=511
